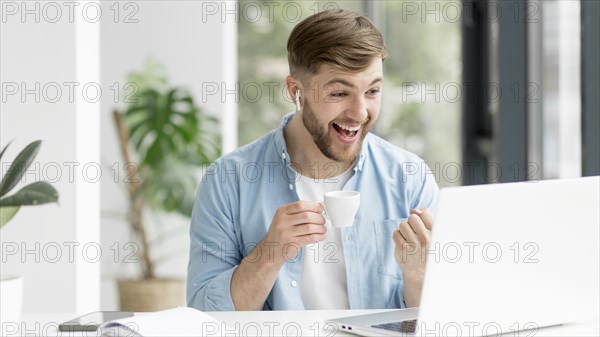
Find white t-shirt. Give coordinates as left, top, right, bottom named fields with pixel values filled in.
left=296, top=166, right=354, bottom=310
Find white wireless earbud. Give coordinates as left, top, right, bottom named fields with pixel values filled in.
left=295, top=89, right=301, bottom=111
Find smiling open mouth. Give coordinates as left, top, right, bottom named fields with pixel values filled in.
left=332, top=122, right=360, bottom=138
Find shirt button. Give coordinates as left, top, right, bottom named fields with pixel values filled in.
left=346, top=235, right=353, bottom=241
left=289, top=184, right=293, bottom=190
left=291, top=280, right=297, bottom=287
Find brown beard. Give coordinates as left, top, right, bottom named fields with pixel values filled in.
left=301, top=100, right=370, bottom=163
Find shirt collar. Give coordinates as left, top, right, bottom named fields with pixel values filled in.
left=273, top=111, right=368, bottom=172
left=273, top=112, right=295, bottom=166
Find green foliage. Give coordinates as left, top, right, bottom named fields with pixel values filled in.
left=392, top=104, right=424, bottom=137
left=0, top=141, right=59, bottom=228
left=140, top=160, right=198, bottom=217
left=127, top=88, right=202, bottom=168
left=0, top=182, right=59, bottom=206
left=115, top=61, right=222, bottom=277
left=0, top=141, right=41, bottom=197
left=0, top=207, right=20, bottom=227
left=121, top=60, right=221, bottom=217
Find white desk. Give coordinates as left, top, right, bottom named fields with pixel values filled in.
left=12, top=310, right=600, bottom=336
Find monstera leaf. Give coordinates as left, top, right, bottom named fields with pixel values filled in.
left=125, top=88, right=202, bottom=169
left=112, top=61, right=222, bottom=278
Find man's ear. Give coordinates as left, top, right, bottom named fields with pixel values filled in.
left=285, top=75, right=303, bottom=109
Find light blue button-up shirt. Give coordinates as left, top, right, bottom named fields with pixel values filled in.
left=187, top=112, right=439, bottom=311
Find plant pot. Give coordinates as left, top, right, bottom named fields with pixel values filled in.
left=117, top=278, right=185, bottom=312
left=0, top=275, right=23, bottom=327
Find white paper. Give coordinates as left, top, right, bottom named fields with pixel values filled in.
left=99, top=307, right=233, bottom=337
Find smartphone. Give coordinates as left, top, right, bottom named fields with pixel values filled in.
left=58, top=311, right=134, bottom=332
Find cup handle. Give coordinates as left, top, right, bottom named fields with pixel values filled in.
left=318, top=201, right=328, bottom=219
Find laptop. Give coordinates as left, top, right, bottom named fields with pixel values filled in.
left=328, top=176, right=600, bottom=336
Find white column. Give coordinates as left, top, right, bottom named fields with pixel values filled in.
left=75, top=0, right=101, bottom=312
left=221, top=0, right=239, bottom=154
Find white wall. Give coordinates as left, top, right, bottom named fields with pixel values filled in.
left=99, top=1, right=236, bottom=309
left=0, top=1, right=100, bottom=313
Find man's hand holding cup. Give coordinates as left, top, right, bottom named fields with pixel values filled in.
left=258, top=200, right=327, bottom=265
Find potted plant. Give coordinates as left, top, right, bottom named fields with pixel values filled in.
left=0, top=140, right=59, bottom=325
left=112, top=61, right=221, bottom=311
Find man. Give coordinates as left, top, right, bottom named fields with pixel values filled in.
left=187, top=9, right=438, bottom=311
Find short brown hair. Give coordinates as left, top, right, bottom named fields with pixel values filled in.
left=287, top=9, right=388, bottom=77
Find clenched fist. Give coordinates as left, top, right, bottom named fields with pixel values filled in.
left=393, top=208, right=435, bottom=307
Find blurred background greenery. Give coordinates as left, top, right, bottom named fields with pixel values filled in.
left=238, top=0, right=461, bottom=187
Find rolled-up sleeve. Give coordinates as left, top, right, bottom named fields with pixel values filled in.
left=410, top=161, right=440, bottom=214
left=186, top=161, right=241, bottom=311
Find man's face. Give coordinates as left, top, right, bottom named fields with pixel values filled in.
left=301, top=58, right=383, bottom=163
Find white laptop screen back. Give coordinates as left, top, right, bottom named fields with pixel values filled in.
left=418, top=177, right=600, bottom=336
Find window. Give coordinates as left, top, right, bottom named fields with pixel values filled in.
left=238, top=0, right=463, bottom=187
left=378, top=1, right=462, bottom=187
left=539, top=0, right=582, bottom=179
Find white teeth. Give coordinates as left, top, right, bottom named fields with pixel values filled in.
left=335, top=123, right=360, bottom=132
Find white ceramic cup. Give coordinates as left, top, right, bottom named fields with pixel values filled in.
left=320, top=190, right=360, bottom=228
